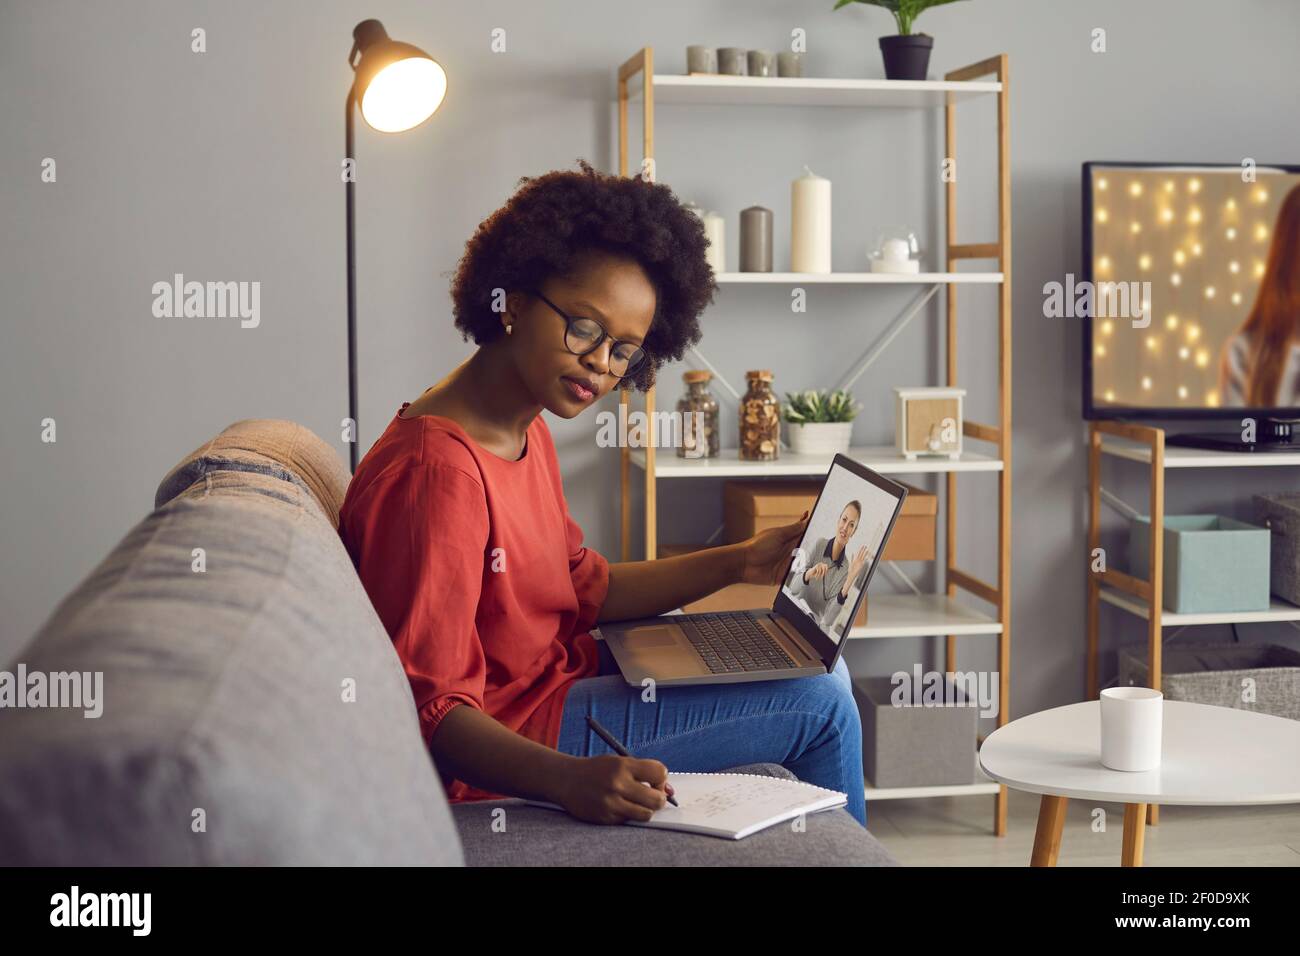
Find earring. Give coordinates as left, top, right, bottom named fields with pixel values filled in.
left=505, top=324, right=513, bottom=335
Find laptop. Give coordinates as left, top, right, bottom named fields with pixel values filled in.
left=599, top=454, right=908, bottom=686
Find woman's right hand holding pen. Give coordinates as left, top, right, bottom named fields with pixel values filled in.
left=557, top=755, right=671, bottom=825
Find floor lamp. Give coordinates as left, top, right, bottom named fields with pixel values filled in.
left=345, top=19, right=447, bottom=472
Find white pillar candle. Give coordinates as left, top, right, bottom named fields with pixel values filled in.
left=791, top=166, right=831, bottom=274
left=702, top=210, right=725, bottom=274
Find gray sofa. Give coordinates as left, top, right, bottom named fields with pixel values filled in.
left=0, top=419, right=897, bottom=866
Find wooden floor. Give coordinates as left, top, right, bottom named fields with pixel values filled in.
left=869, top=789, right=1300, bottom=866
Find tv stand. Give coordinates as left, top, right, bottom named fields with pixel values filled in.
left=1167, top=417, right=1300, bottom=453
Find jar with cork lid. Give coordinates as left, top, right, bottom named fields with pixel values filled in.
left=676, top=369, right=720, bottom=458
left=740, top=369, right=780, bottom=460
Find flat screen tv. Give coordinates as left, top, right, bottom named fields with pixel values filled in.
left=1081, top=162, right=1300, bottom=436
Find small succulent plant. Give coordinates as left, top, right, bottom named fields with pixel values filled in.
left=781, top=388, right=863, bottom=424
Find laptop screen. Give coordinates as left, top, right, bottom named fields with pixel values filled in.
left=773, top=455, right=908, bottom=666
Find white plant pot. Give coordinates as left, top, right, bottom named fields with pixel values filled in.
left=786, top=421, right=853, bottom=456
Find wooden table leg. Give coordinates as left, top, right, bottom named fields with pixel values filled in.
left=1122, top=803, right=1147, bottom=867
left=1031, top=794, right=1068, bottom=866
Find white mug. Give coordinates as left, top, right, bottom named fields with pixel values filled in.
left=1100, top=686, right=1163, bottom=771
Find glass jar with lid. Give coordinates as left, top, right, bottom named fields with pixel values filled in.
left=739, top=369, right=779, bottom=460
left=676, top=369, right=720, bottom=458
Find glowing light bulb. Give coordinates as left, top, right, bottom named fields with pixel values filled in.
left=1171, top=273, right=1182, bottom=286
left=1129, top=181, right=1143, bottom=197
left=1207, top=390, right=1220, bottom=407
left=1226, top=198, right=1237, bottom=211
left=1205, top=285, right=1216, bottom=299
left=1192, top=242, right=1203, bottom=256
left=1187, top=325, right=1201, bottom=342
left=1096, top=208, right=1109, bottom=224
left=1178, top=385, right=1188, bottom=399
left=1231, top=292, right=1243, bottom=305
left=1196, top=349, right=1210, bottom=368
left=1104, top=389, right=1116, bottom=401
left=1130, top=221, right=1142, bottom=235
left=1254, top=187, right=1269, bottom=203
left=1146, top=335, right=1158, bottom=351
left=1141, top=376, right=1153, bottom=390
left=1226, top=227, right=1237, bottom=240
left=1101, top=319, right=1114, bottom=335
left=1164, top=180, right=1176, bottom=193
left=1098, top=255, right=1112, bottom=272
left=1229, top=260, right=1240, bottom=274
left=1255, top=261, right=1266, bottom=278
left=1166, top=314, right=1179, bottom=330
left=1174, top=249, right=1186, bottom=266
left=1160, top=208, right=1174, bottom=223
left=1098, top=177, right=1109, bottom=191
left=1179, top=346, right=1190, bottom=360
left=1189, top=178, right=1202, bottom=194
left=1096, top=344, right=1106, bottom=357
left=1139, top=253, right=1152, bottom=270
left=1188, top=207, right=1203, bottom=224
left=1255, top=223, right=1268, bottom=241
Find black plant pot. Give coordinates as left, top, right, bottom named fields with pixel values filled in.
left=879, top=33, right=933, bottom=80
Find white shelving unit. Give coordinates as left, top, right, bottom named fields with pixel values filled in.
left=1087, top=422, right=1300, bottom=828
left=617, top=47, right=1014, bottom=835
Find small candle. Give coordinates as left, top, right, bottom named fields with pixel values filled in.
left=791, top=166, right=831, bottom=273
left=702, top=210, right=725, bottom=274
left=739, top=206, right=773, bottom=272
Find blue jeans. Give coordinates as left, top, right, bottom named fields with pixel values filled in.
left=556, top=641, right=867, bottom=827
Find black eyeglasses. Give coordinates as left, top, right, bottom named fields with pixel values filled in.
left=531, top=290, right=647, bottom=379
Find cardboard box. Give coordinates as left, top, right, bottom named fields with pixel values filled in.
left=723, top=478, right=937, bottom=561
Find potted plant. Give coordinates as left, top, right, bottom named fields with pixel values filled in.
left=782, top=389, right=863, bottom=456
left=832, top=0, right=968, bottom=81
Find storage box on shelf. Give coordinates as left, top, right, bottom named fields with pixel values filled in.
left=1254, top=492, right=1300, bottom=605
left=852, top=675, right=985, bottom=790
left=1127, top=515, right=1271, bottom=614
left=722, top=479, right=937, bottom=557
left=1118, top=642, right=1300, bottom=722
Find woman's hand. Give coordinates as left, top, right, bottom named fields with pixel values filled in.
left=556, top=754, right=671, bottom=825
left=804, top=562, right=829, bottom=582
left=846, top=545, right=869, bottom=587
left=738, top=510, right=810, bottom=586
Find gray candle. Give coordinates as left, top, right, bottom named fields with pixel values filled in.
left=686, top=45, right=716, bottom=74
left=718, top=47, right=748, bottom=75
left=748, top=50, right=777, bottom=77
left=778, top=52, right=803, bottom=77
left=740, top=206, right=774, bottom=272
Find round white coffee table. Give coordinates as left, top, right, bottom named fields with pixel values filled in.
left=979, top=699, right=1300, bottom=866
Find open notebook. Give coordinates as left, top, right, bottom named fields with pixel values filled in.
left=524, top=772, right=847, bottom=840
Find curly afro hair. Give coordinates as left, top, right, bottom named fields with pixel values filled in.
left=450, top=159, right=716, bottom=391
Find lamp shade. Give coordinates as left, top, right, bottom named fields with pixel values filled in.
left=350, top=20, right=447, bottom=133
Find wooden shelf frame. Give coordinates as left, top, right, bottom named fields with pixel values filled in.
left=615, top=49, right=1013, bottom=836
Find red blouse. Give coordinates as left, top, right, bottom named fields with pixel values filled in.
left=338, top=403, right=610, bottom=803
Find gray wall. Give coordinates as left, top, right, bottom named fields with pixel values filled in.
left=4, top=0, right=1299, bottom=727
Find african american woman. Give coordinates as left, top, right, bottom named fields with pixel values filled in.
left=339, top=160, right=867, bottom=828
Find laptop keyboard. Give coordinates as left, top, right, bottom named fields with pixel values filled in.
left=681, top=613, right=800, bottom=674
